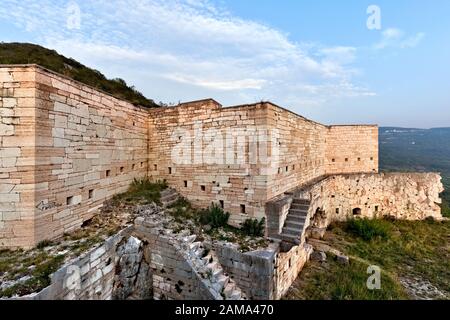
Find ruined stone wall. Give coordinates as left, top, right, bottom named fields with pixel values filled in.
left=133, top=217, right=217, bottom=300
left=11, top=228, right=130, bottom=300
left=0, top=66, right=38, bottom=248
left=211, top=240, right=313, bottom=300
left=326, top=125, right=379, bottom=175
left=274, top=243, right=312, bottom=299
left=211, top=242, right=276, bottom=300
left=304, top=173, right=444, bottom=229
left=148, top=100, right=270, bottom=225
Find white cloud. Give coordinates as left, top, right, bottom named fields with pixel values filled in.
left=0, top=0, right=375, bottom=108
left=375, top=28, right=425, bottom=49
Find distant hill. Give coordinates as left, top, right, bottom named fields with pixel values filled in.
left=379, top=127, right=450, bottom=216
left=0, top=43, right=158, bottom=108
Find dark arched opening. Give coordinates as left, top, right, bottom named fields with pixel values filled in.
left=353, top=208, right=362, bottom=215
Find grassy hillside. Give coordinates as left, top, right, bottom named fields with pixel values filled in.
left=0, top=43, right=158, bottom=108
left=285, top=219, right=450, bottom=300
left=379, top=127, right=450, bottom=217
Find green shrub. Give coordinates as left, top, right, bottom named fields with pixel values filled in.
left=168, top=197, right=195, bottom=221
left=198, top=204, right=230, bottom=228
left=241, top=218, right=266, bottom=237
left=345, top=218, right=391, bottom=241
left=36, top=240, right=53, bottom=250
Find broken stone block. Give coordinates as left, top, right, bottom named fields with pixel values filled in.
left=336, top=254, right=350, bottom=265
left=311, top=250, right=327, bottom=262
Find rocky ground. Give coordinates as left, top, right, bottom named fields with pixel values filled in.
left=0, top=186, right=268, bottom=298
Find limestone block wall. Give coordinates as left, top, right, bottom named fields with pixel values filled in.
left=211, top=242, right=277, bottom=300
left=326, top=125, right=379, bottom=175
left=274, top=243, right=312, bottom=299
left=1, top=64, right=381, bottom=248
left=33, top=66, right=149, bottom=244
left=0, top=65, right=150, bottom=248
left=148, top=100, right=271, bottom=225
left=148, top=101, right=378, bottom=225
left=265, top=104, right=327, bottom=200
left=304, top=173, right=444, bottom=229
left=211, top=240, right=312, bottom=300
left=0, top=66, right=38, bottom=248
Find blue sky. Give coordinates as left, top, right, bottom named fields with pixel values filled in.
left=0, top=0, right=449, bottom=128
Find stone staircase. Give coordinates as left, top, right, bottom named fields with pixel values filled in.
left=160, top=188, right=179, bottom=208
left=280, top=198, right=310, bottom=245
left=179, top=234, right=246, bottom=300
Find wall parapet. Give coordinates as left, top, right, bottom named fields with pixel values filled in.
left=303, top=172, right=444, bottom=229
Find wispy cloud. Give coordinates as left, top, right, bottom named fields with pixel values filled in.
left=375, top=28, right=425, bottom=49
left=0, top=0, right=375, bottom=107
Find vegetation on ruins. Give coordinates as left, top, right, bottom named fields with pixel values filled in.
left=198, top=204, right=231, bottom=229
left=285, top=218, right=450, bottom=300
left=112, top=178, right=167, bottom=205
left=241, top=218, right=266, bottom=237
left=0, top=43, right=159, bottom=108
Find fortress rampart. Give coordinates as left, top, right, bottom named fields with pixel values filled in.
left=0, top=65, right=443, bottom=249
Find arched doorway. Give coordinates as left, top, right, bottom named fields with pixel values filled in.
left=353, top=208, right=362, bottom=216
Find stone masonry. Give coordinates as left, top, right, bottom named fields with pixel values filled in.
left=0, top=64, right=444, bottom=249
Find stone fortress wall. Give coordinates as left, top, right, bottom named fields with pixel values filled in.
left=1, top=65, right=148, bottom=248
left=0, top=65, right=444, bottom=249
left=149, top=100, right=379, bottom=226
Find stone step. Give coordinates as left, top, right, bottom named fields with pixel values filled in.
left=223, top=283, right=235, bottom=298
left=161, top=194, right=178, bottom=203
left=202, top=254, right=213, bottom=264
left=285, top=221, right=304, bottom=230
left=206, top=262, right=219, bottom=272
left=289, top=209, right=308, bottom=216
left=217, top=275, right=230, bottom=288
left=281, top=234, right=301, bottom=245
left=286, top=215, right=306, bottom=223
left=282, top=227, right=301, bottom=236
left=182, top=234, right=196, bottom=243
left=292, top=199, right=310, bottom=205
left=213, top=267, right=223, bottom=278
left=193, top=248, right=204, bottom=258
left=229, top=291, right=242, bottom=300
left=189, top=241, right=202, bottom=251
left=290, top=204, right=309, bottom=211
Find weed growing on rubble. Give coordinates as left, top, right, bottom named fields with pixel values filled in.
left=241, top=218, right=266, bottom=237
left=0, top=254, right=65, bottom=298
left=198, top=204, right=230, bottom=228
left=112, top=178, right=167, bottom=205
